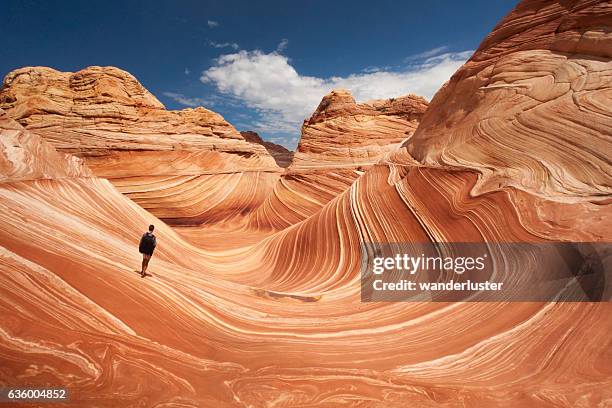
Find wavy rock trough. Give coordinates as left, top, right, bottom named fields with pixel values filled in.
left=0, top=0, right=611, bottom=407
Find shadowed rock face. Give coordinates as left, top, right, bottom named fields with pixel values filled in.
left=0, top=1, right=611, bottom=407
left=240, top=130, right=294, bottom=168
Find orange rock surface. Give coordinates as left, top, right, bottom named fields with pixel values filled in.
left=0, top=0, right=610, bottom=406
left=0, top=109, right=90, bottom=182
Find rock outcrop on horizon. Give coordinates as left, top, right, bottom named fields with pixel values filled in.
left=0, top=1, right=610, bottom=407
left=291, top=89, right=428, bottom=170
left=243, top=90, right=429, bottom=232
left=0, top=66, right=271, bottom=160
left=240, top=130, right=294, bottom=168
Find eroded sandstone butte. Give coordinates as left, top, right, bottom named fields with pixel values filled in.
left=292, top=89, right=428, bottom=170
left=0, top=66, right=282, bottom=225
left=0, top=0, right=610, bottom=407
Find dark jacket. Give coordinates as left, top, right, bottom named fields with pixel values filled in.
left=139, top=232, right=157, bottom=256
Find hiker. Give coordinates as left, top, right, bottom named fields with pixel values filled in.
left=139, top=224, right=157, bottom=277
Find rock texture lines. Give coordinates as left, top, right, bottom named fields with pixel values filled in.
left=0, top=0, right=610, bottom=407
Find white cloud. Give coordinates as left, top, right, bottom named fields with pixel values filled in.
left=184, top=67, right=190, bottom=75
left=207, top=20, right=219, bottom=28
left=362, top=65, right=391, bottom=73
left=276, top=39, right=289, bottom=52
left=201, top=48, right=472, bottom=136
left=162, top=92, right=213, bottom=108
left=209, top=41, right=239, bottom=50
left=404, top=45, right=449, bottom=61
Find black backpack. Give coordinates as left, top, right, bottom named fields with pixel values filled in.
left=139, top=232, right=156, bottom=252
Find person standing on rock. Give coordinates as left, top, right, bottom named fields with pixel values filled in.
left=139, top=225, right=157, bottom=278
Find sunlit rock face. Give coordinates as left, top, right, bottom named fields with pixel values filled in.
left=0, top=1, right=611, bottom=407
left=291, top=89, right=428, bottom=170
left=0, top=66, right=257, bottom=156
left=405, top=0, right=612, bottom=203
left=0, top=66, right=282, bottom=225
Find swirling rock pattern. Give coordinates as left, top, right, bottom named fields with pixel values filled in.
left=0, top=108, right=90, bottom=182
left=405, top=0, right=612, bottom=203
left=0, top=0, right=611, bottom=407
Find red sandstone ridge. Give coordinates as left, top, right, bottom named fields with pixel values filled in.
left=240, top=131, right=294, bottom=168
left=291, top=89, right=428, bottom=171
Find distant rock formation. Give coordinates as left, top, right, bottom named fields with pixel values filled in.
left=0, top=66, right=278, bottom=175
left=0, top=66, right=281, bottom=225
left=291, top=89, right=428, bottom=170
left=240, top=131, right=293, bottom=168
left=245, top=90, right=429, bottom=230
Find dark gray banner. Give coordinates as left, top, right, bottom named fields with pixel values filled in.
left=360, top=242, right=611, bottom=302
left=0, top=388, right=70, bottom=403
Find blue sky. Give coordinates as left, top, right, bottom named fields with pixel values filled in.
left=2, top=0, right=517, bottom=149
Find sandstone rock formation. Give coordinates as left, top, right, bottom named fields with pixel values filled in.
left=405, top=0, right=611, bottom=203
left=0, top=66, right=268, bottom=160
left=0, top=66, right=282, bottom=225
left=291, top=89, right=428, bottom=170
left=0, top=0, right=610, bottom=407
left=243, top=90, right=429, bottom=232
